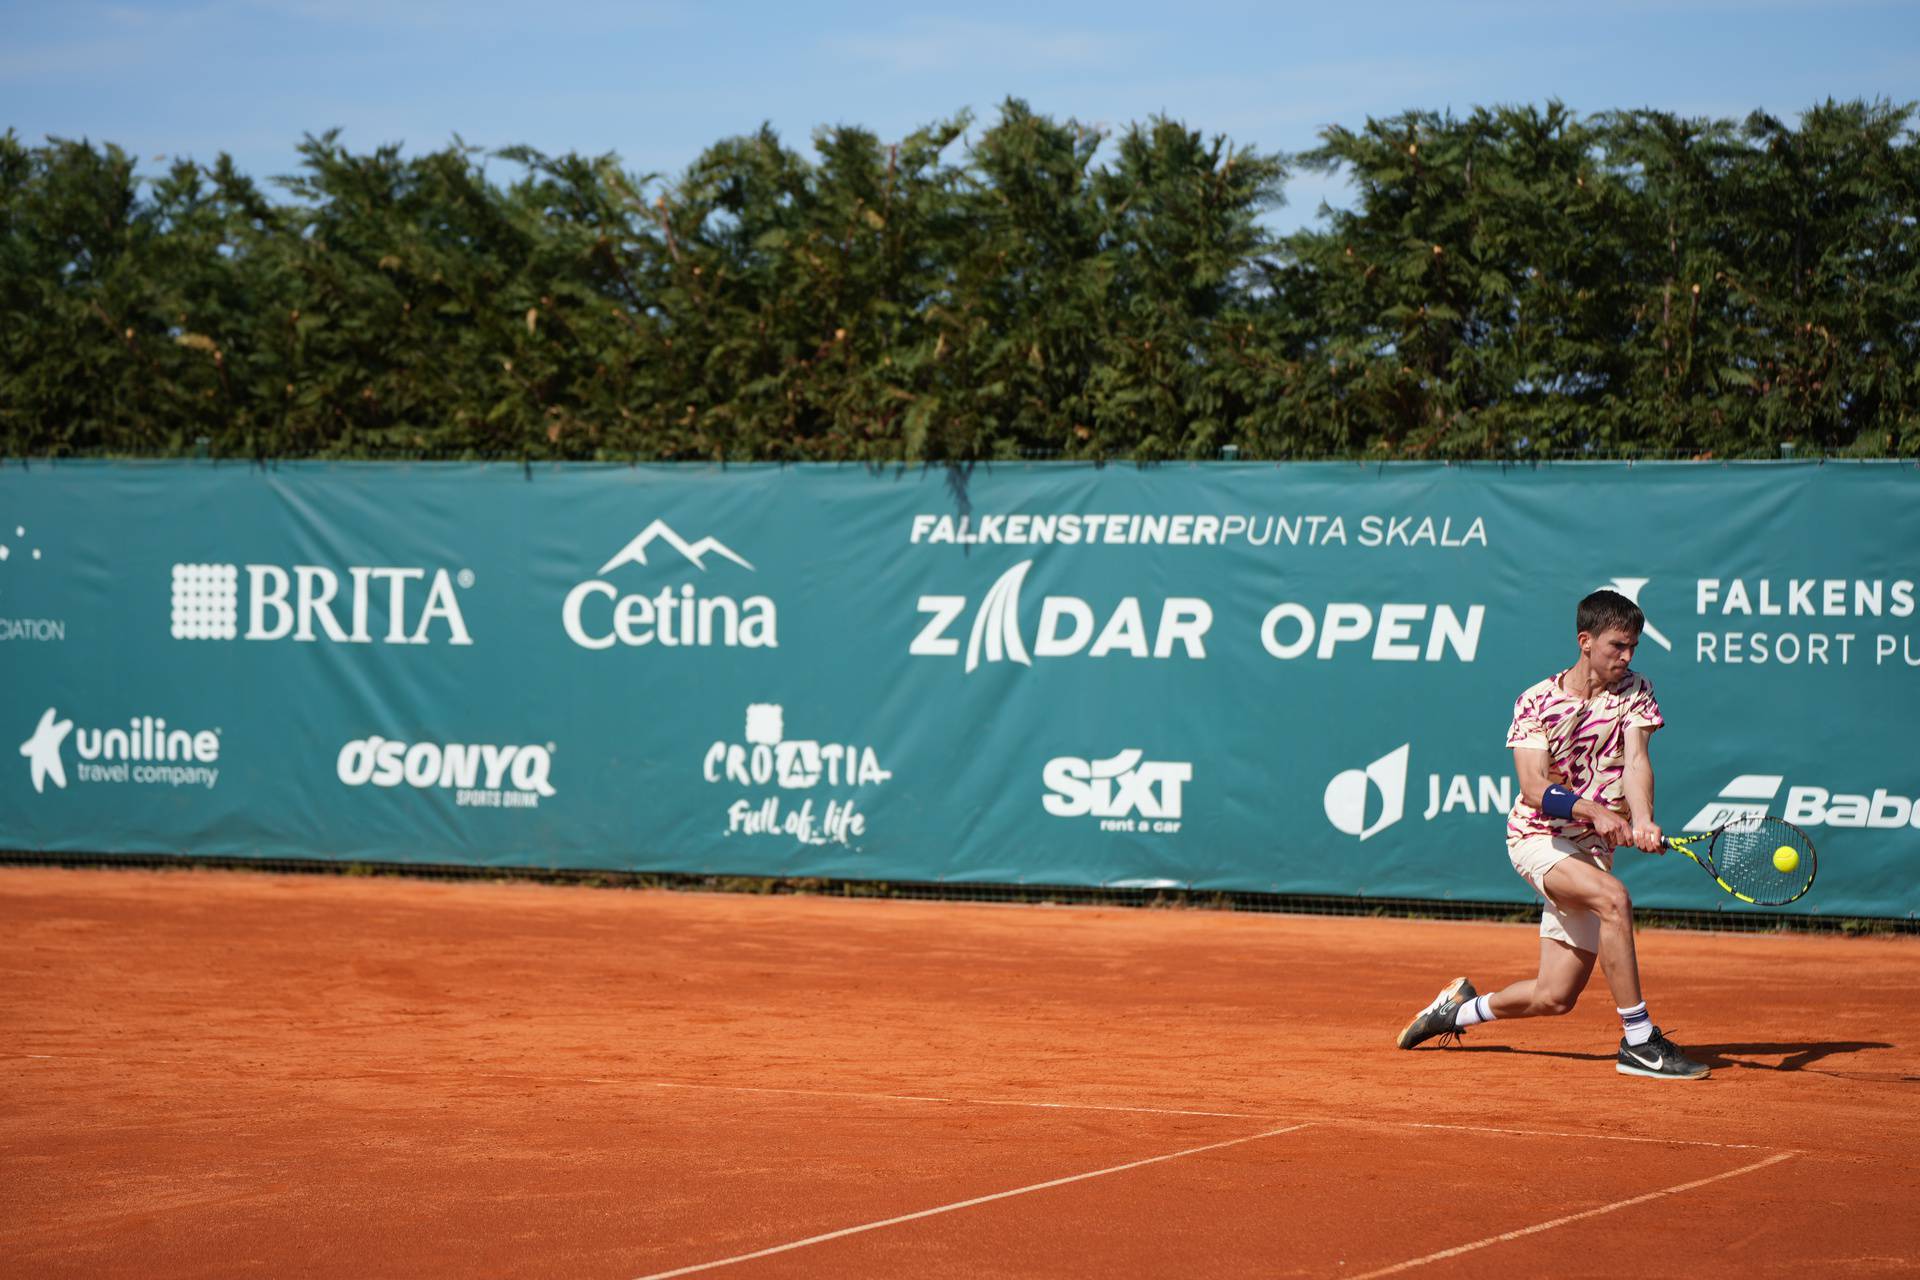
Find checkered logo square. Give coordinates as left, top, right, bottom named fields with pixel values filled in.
left=171, top=563, right=239, bottom=639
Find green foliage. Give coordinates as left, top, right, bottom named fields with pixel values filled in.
left=2, top=98, right=1915, bottom=460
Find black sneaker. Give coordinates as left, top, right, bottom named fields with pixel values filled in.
left=1615, top=1027, right=1710, bottom=1080
left=1396, top=976, right=1476, bottom=1049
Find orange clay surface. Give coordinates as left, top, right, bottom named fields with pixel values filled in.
left=3, top=866, right=1918, bottom=1279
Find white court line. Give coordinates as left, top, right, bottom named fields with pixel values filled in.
left=1388, top=1120, right=1763, bottom=1150
left=349, top=1066, right=1269, bottom=1119
left=1348, top=1150, right=1797, bottom=1279
left=629, top=1122, right=1312, bottom=1280
left=8, top=1055, right=1778, bottom=1151
left=349, top=1066, right=1774, bottom=1149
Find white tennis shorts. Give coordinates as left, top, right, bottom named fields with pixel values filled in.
left=1508, top=833, right=1613, bottom=954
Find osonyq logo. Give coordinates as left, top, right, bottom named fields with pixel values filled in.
left=337, top=737, right=555, bottom=808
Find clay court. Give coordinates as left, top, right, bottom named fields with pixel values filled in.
left=4, top=866, right=1917, bottom=1278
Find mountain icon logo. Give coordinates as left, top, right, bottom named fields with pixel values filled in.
left=596, top=520, right=755, bottom=574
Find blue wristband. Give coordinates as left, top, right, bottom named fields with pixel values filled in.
left=1541, top=784, right=1579, bottom=820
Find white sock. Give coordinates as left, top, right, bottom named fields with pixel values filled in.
left=1454, top=994, right=1496, bottom=1028
left=1618, top=1001, right=1653, bottom=1045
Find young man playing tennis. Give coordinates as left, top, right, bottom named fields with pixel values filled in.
left=1395, top=589, right=1709, bottom=1080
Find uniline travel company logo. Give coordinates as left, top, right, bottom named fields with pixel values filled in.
left=18, top=707, right=222, bottom=794
left=563, top=521, right=777, bottom=650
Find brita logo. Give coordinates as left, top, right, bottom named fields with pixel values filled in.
left=911, top=561, right=1212, bottom=673
left=562, top=521, right=777, bottom=650
left=170, top=563, right=474, bottom=644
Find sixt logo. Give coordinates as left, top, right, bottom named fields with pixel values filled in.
left=171, top=563, right=474, bottom=645
left=1043, top=750, right=1191, bottom=833
left=912, top=561, right=1211, bottom=673
left=1683, top=774, right=1920, bottom=831
left=562, top=521, right=776, bottom=651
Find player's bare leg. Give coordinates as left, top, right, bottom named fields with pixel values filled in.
left=1482, top=937, right=1595, bottom=1019
left=1536, top=857, right=1642, bottom=1008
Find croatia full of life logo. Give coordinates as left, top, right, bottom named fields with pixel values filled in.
left=703, top=704, right=890, bottom=846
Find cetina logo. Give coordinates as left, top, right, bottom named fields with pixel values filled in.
left=170, top=563, right=475, bottom=644
left=18, top=706, right=221, bottom=793
left=1599, top=576, right=1672, bottom=652
left=562, top=520, right=777, bottom=650
left=911, top=560, right=1213, bottom=673
left=1324, top=743, right=1409, bottom=841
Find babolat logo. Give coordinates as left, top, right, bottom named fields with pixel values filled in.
left=170, top=563, right=474, bottom=644
left=19, top=707, right=221, bottom=793
left=1042, top=750, right=1191, bottom=833
left=336, top=736, right=555, bottom=808
left=1684, top=774, right=1920, bottom=830
left=913, top=561, right=1211, bottom=673
left=562, top=520, right=777, bottom=651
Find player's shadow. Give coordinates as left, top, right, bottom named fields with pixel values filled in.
left=1687, top=1040, right=1910, bottom=1080
left=1453, top=1039, right=1913, bottom=1080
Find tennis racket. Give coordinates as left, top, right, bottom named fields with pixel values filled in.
left=1664, top=813, right=1816, bottom=906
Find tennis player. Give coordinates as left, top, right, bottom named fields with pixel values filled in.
left=1395, top=588, right=1709, bottom=1080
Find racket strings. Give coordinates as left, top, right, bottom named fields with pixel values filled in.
left=1708, top=817, right=1816, bottom=904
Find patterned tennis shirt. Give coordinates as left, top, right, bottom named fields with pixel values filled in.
left=1504, top=669, right=1663, bottom=849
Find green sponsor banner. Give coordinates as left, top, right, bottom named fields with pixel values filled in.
left=2, top=460, right=1915, bottom=917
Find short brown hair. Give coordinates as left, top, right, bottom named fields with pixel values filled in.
left=1577, top=588, right=1644, bottom=638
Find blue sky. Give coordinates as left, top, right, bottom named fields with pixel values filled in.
left=3, top=0, right=1915, bottom=231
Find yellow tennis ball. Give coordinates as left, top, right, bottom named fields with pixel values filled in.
left=1772, top=845, right=1800, bottom=873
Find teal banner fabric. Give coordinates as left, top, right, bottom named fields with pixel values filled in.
left=3, top=460, right=1914, bottom=917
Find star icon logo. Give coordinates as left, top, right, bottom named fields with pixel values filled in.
left=20, top=707, right=73, bottom=793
